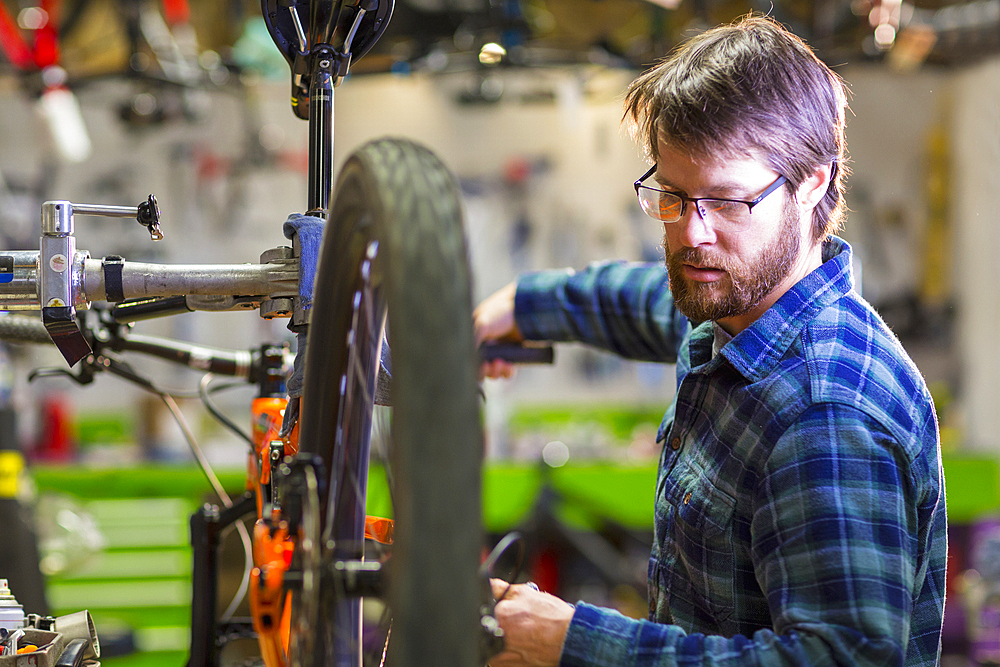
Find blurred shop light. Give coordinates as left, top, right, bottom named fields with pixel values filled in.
left=542, top=441, right=570, bottom=468
left=869, top=0, right=902, bottom=50
left=640, top=0, right=683, bottom=9
left=874, top=23, right=897, bottom=48
left=479, top=42, right=507, bottom=65
left=870, top=0, right=902, bottom=28
left=17, top=6, right=47, bottom=30
left=36, top=67, right=93, bottom=164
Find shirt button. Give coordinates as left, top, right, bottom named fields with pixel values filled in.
left=670, top=437, right=681, bottom=450
left=684, top=492, right=692, bottom=505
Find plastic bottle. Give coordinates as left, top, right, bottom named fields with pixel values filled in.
left=0, top=579, right=25, bottom=631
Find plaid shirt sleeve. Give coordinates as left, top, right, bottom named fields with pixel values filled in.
left=513, top=261, right=688, bottom=363
left=559, top=400, right=944, bottom=666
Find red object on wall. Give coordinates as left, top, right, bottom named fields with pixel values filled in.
left=34, top=394, right=75, bottom=462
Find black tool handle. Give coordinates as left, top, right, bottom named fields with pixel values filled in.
left=55, top=638, right=90, bottom=667
left=479, top=342, right=554, bottom=365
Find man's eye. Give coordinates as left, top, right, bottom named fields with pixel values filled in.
left=659, top=195, right=682, bottom=217
left=703, top=200, right=743, bottom=213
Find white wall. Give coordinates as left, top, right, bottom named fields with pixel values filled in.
left=951, top=59, right=1000, bottom=451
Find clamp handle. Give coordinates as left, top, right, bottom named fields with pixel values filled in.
left=137, top=195, right=162, bottom=240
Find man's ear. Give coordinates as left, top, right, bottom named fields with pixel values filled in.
left=796, top=162, right=833, bottom=211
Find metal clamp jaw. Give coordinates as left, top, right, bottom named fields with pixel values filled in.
left=39, top=196, right=161, bottom=366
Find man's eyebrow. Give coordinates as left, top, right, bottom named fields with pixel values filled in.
left=652, top=175, right=683, bottom=192
left=652, top=176, right=750, bottom=198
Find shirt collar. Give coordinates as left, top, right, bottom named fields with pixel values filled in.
left=718, top=236, right=855, bottom=381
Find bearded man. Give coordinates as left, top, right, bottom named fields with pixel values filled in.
left=474, top=14, right=946, bottom=667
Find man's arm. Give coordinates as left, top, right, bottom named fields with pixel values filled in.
left=474, top=281, right=523, bottom=379
left=476, top=261, right=686, bottom=365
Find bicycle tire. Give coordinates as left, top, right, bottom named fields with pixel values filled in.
left=296, top=137, right=484, bottom=667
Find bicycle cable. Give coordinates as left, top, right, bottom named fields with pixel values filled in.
left=159, top=389, right=253, bottom=622
left=194, top=374, right=258, bottom=621
left=197, top=374, right=255, bottom=449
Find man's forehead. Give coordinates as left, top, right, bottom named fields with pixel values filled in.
left=655, top=132, right=763, bottom=167
left=653, top=144, right=773, bottom=191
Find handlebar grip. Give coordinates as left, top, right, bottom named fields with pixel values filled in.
left=479, top=342, right=554, bottom=365
left=0, top=315, right=53, bottom=344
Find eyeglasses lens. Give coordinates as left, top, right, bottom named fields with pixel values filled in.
left=639, top=188, right=751, bottom=230
left=639, top=188, right=681, bottom=222
left=700, top=200, right=747, bottom=223
left=659, top=194, right=682, bottom=221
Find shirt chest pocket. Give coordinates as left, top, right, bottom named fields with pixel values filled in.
left=665, top=474, right=737, bottom=625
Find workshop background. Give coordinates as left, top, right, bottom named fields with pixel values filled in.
left=0, top=0, right=999, bottom=665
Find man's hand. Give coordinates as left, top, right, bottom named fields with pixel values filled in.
left=489, top=579, right=575, bottom=667
left=474, top=281, right=522, bottom=379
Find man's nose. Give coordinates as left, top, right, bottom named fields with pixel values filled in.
left=676, top=202, right=717, bottom=246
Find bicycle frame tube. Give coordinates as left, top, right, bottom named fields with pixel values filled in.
left=80, top=260, right=299, bottom=301
left=0, top=254, right=298, bottom=310
left=300, top=42, right=374, bottom=667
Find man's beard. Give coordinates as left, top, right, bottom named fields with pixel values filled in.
left=664, top=199, right=802, bottom=323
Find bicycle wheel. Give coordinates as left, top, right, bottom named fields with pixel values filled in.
left=296, top=137, right=484, bottom=667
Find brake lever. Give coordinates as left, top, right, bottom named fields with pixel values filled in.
left=26, top=346, right=153, bottom=392
left=90, top=353, right=157, bottom=392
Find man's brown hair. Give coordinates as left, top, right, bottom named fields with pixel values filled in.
left=624, top=15, right=850, bottom=241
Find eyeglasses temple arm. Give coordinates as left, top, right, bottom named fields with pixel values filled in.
left=634, top=165, right=657, bottom=190
left=748, top=175, right=788, bottom=208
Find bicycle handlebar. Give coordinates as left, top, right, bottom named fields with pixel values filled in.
left=0, top=312, right=257, bottom=379
left=0, top=309, right=554, bottom=386
left=0, top=196, right=306, bottom=366
left=109, top=333, right=255, bottom=379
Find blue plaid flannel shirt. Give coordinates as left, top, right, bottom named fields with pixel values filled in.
left=513, top=237, right=946, bottom=666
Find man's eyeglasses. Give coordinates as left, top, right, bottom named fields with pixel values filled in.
left=634, top=166, right=788, bottom=232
